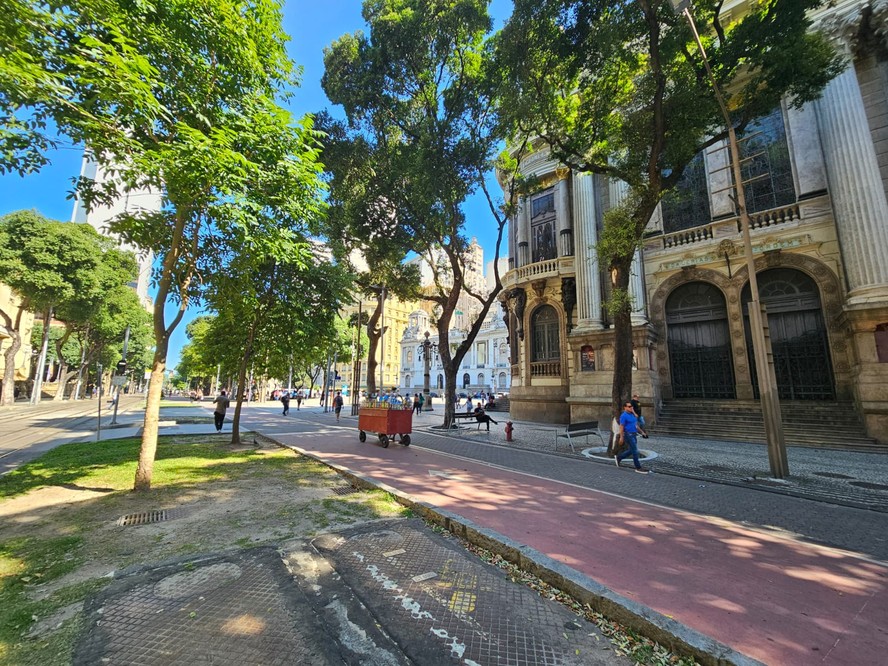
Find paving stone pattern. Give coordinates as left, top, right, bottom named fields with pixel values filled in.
left=74, top=548, right=342, bottom=666
left=313, top=519, right=628, bottom=666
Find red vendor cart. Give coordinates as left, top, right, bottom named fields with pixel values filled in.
left=358, top=405, right=412, bottom=447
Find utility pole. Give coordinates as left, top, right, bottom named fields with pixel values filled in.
left=96, top=362, right=103, bottom=442
left=352, top=300, right=363, bottom=416
left=111, top=325, right=130, bottom=425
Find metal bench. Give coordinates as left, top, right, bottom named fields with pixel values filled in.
left=556, top=421, right=607, bottom=452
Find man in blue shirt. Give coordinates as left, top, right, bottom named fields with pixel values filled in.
left=615, top=401, right=649, bottom=473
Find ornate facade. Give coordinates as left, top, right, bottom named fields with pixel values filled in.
left=500, top=0, right=888, bottom=442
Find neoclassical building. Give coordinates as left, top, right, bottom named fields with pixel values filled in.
left=399, top=308, right=510, bottom=397
left=499, top=0, right=888, bottom=443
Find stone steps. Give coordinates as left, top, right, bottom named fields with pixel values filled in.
left=652, top=400, right=884, bottom=450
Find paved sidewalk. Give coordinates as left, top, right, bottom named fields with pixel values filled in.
left=247, top=409, right=888, bottom=665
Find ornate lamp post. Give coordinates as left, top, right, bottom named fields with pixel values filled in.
left=670, top=0, right=788, bottom=477
left=421, top=331, right=438, bottom=411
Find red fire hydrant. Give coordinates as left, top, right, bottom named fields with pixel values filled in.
left=504, top=421, right=514, bottom=442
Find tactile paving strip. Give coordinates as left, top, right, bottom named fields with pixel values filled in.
left=313, top=519, right=623, bottom=666
left=74, top=548, right=340, bottom=666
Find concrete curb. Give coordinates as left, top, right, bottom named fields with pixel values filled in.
left=278, top=440, right=764, bottom=666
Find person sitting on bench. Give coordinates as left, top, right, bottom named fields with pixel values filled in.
left=473, top=405, right=498, bottom=431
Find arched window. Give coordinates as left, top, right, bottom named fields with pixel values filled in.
left=405, top=375, right=411, bottom=387
left=406, top=350, right=413, bottom=363
left=530, top=305, right=561, bottom=376
left=462, top=373, right=470, bottom=388
left=742, top=268, right=833, bottom=399
left=498, top=372, right=507, bottom=388
left=437, top=374, right=443, bottom=389
left=531, top=305, right=560, bottom=362
left=477, top=373, right=484, bottom=385
left=666, top=282, right=735, bottom=398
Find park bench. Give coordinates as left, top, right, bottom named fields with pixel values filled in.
left=451, top=412, right=499, bottom=430
left=555, top=421, right=607, bottom=452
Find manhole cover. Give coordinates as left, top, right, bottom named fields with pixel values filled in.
left=848, top=481, right=888, bottom=492
left=116, top=509, right=183, bottom=526
left=813, top=472, right=854, bottom=480
left=330, top=485, right=359, bottom=496
left=700, top=464, right=731, bottom=472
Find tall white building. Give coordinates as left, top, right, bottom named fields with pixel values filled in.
left=71, top=159, right=160, bottom=308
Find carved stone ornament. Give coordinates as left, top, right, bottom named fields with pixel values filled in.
left=728, top=294, right=739, bottom=304
left=813, top=1, right=888, bottom=52
left=731, top=312, right=741, bottom=321
left=531, top=279, right=547, bottom=299
left=507, top=287, right=527, bottom=340
left=657, top=351, right=667, bottom=361
left=718, top=239, right=738, bottom=257
left=737, top=365, right=747, bottom=375
left=835, top=361, right=850, bottom=373
left=658, top=367, right=668, bottom=376
left=735, top=347, right=745, bottom=357
left=561, top=277, right=577, bottom=332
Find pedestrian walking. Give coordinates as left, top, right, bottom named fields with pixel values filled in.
left=465, top=397, right=473, bottom=413
left=630, top=393, right=648, bottom=435
left=213, top=390, right=231, bottom=432
left=412, top=393, right=421, bottom=415
left=296, top=390, right=303, bottom=411
left=418, top=392, right=425, bottom=412
left=280, top=391, right=290, bottom=416
left=333, top=390, right=344, bottom=422
left=615, top=401, right=648, bottom=473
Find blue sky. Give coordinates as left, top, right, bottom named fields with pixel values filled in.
left=0, top=0, right=513, bottom=368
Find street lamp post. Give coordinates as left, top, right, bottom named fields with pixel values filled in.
left=421, top=331, right=437, bottom=411
left=670, top=0, right=788, bottom=477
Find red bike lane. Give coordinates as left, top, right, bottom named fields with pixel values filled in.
left=271, top=425, right=887, bottom=665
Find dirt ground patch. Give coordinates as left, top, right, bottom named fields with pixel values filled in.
left=0, top=433, right=408, bottom=665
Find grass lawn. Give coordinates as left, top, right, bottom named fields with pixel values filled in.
left=0, top=434, right=408, bottom=665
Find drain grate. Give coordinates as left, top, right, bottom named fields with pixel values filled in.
left=813, top=471, right=855, bottom=480
left=117, top=509, right=183, bottom=527
left=848, top=481, right=888, bottom=492
left=330, top=485, right=360, bottom=496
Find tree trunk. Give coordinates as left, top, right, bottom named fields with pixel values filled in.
left=364, top=296, right=383, bottom=397
left=610, top=259, right=634, bottom=417
left=134, top=355, right=166, bottom=491
left=0, top=332, right=20, bottom=406
left=30, top=306, right=53, bottom=405
left=230, top=323, right=257, bottom=446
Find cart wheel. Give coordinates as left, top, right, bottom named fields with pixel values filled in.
left=401, top=434, right=410, bottom=446
left=359, top=431, right=367, bottom=442
left=379, top=434, right=389, bottom=448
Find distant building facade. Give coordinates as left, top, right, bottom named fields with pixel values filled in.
left=499, top=0, right=888, bottom=442
left=71, top=158, right=160, bottom=308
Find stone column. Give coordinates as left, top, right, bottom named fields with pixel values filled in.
left=572, top=172, right=603, bottom=330
left=816, top=64, right=888, bottom=303
left=555, top=176, right=573, bottom=256
left=516, top=196, right=530, bottom=268
left=630, top=248, right=648, bottom=325
left=608, top=178, right=648, bottom=324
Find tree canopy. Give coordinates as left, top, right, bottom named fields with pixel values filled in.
left=322, top=0, right=521, bottom=425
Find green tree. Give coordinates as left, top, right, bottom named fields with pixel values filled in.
left=0, top=211, right=128, bottom=405
left=0, top=0, right=159, bottom=176
left=495, top=0, right=842, bottom=415
left=204, top=252, right=348, bottom=445
left=322, top=0, right=522, bottom=426
left=316, top=113, right=423, bottom=398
